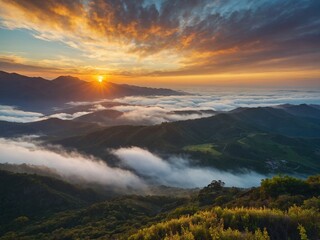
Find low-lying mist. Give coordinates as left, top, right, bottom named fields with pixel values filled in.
left=0, top=138, right=146, bottom=191
left=0, top=137, right=269, bottom=192
left=112, top=147, right=268, bottom=188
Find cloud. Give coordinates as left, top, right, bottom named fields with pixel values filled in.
left=0, top=105, right=91, bottom=123
left=45, top=111, right=91, bottom=120
left=112, top=147, right=267, bottom=188
left=0, top=138, right=146, bottom=190
left=2, top=89, right=320, bottom=125
left=0, top=137, right=267, bottom=189
left=1, top=86, right=320, bottom=126
left=112, top=105, right=213, bottom=125
left=0, top=105, right=44, bottom=122
left=112, top=90, right=320, bottom=112
left=0, top=0, right=319, bottom=76
left=0, top=55, right=63, bottom=74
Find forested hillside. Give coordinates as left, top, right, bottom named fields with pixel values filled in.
left=1, top=172, right=319, bottom=240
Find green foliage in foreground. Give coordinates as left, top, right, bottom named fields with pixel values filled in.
left=129, top=210, right=270, bottom=240
left=0, top=195, right=187, bottom=240
left=129, top=206, right=320, bottom=240
left=0, top=175, right=319, bottom=240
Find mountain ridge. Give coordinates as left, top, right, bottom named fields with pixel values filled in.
left=0, top=71, right=185, bottom=112
left=1, top=104, right=320, bottom=174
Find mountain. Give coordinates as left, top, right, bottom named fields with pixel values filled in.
left=57, top=113, right=253, bottom=151
left=0, top=71, right=185, bottom=112
left=0, top=118, right=101, bottom=138
left=310, top=104, right=320, bottom=110
left=55, top=106, right=320, bottom=174
left=1, top=174, right=319, bottom=239
left=0, top=170, right=105, bottom=227
left=277, top=104, right=320, bottom=119
left=74, top=109, right=124, bottom=126
left=229, top=106, right=320, bottom=137
left=1, top=105, right=320, bottom=174
left=57, top=105, right=320, bottom=151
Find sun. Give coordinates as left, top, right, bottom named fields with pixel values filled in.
left=97, top=75, right=104, bottom=83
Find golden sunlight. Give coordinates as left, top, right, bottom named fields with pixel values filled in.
left=97, top=75, right=104, bottom=83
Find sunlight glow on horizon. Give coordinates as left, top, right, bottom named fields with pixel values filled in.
left=97, top=75, right=104, bottom=83
left=0, top=0, right=319, bottom=87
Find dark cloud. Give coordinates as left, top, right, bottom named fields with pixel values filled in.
left=1, top=0, right=319, bottom=76
left=146, top=0, right=320, bottom=75
left=0, top=57, right=61, bottom=73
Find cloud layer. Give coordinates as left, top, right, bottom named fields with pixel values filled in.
left=0, top=105, right=44, bottom=122
left=0, top=138, right=145, bottom=190
left=0, top=0, right=319, bottom=78
left=0, top=138, right=267, bottom=189
left=112, top=89, right=320, bottom=112
left=112, top=147, right=267, bottom=188
left=1, top=89, right=320, bottom=123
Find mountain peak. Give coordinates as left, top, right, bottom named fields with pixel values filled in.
left=52, top=75, right=85, bottom=84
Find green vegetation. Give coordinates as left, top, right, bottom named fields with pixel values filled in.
left=2, top=106, right=320, bottom=175
left=179, top=133, right=320, bottom=175
left=0, top=171, right=105, bottom=227
left=54, top=106, right=320, bottom=175
left=129, top=210, right=271, bottom=240
left=1, top=172, right=319, bottom=240
left=0, top=195, right=188, bottom=240
left=183, top=144, right=222, bottom=156
left=129, top=206, right=320, bottom=240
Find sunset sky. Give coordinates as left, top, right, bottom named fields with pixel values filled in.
left=0, top=0, right=319, bottom=87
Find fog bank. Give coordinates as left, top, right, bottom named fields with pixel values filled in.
left=0, top=138, right=269, bottom=190
left=112, top=147, right=268, bottom=188
left=0, top=138, right=145, bottom=190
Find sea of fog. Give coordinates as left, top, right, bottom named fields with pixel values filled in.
left=1, top=88, right=320, bottom=123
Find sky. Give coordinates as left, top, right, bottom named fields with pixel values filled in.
left=0, top=0, right=319, bottom=87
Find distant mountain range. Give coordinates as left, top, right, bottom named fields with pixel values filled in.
left=0, top=71, right=185, bottom=112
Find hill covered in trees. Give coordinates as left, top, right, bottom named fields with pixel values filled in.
left=0, top=171, right=319, bottom=239
left=54, top=105, right=320, bottom=175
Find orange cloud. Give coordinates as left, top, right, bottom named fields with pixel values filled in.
left=0, top=0, right=319, bottom=86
